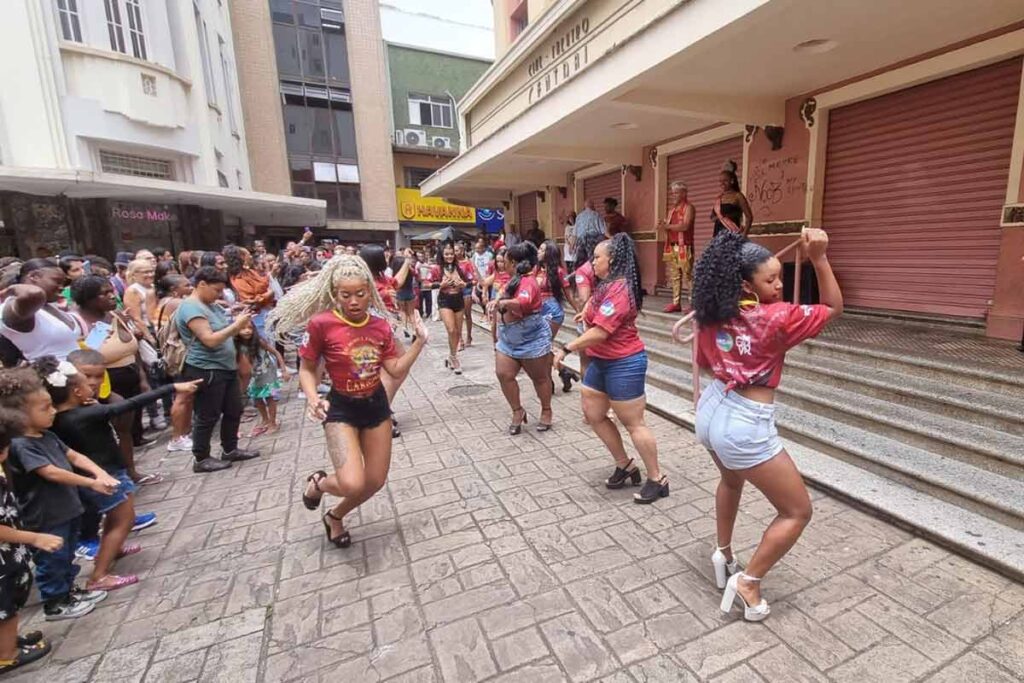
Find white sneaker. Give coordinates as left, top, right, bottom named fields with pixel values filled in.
left=149, top=415, right=168, bottom=431
left=167, top=435, right=193, bottom=452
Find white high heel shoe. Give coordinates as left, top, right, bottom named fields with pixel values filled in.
left=711, top=545, right=741, bottom=589
left=720, top=573, right=770, bottom=621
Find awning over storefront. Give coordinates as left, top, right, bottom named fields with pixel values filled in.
left=0, top=166, right=325, bottom=226
left=422, top=0, right=1024, bottom=203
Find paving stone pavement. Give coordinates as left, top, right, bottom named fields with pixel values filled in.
left=11, top=322, right=1024, bottom=682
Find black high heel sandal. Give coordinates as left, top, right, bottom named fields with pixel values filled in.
left=391, top=416, right=401, bottom=439
left=634, top=476, right=670, bottom=504
left=606, top=458, right=641, bottom=489
left=321, top=510, right=351, bottom=548
left=302, top=470, right=327, bottom=510
left=508, top=408, right=527, bottom=436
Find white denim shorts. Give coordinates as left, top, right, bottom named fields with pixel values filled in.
left=696, top=380, right=784, bottom=470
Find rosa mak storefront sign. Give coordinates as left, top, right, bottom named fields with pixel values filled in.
left=396, top=188, right=475, bottom=224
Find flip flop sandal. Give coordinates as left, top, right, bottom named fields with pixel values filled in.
left=0, top=641, right=52, bottom=674
left=86, top=574, right=139, bottom=592
left=135, top=473, right=164, bottom=486
left=302, top=470, right=328, bottom=510
left=118, top=543, right=142, bottom=558
left=248, top=424, right=270, bottom=438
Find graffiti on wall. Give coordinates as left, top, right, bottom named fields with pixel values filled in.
left=747, top=155, right=807, bottom=219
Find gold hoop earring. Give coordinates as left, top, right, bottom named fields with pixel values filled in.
left=739, top=291, right=760, bottom=311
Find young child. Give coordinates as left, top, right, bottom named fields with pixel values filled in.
left=236, top=323, right=289, bottom=437
left=266, top=255, right=428, bottom=548
left=0, top=405, right=55, bottom=674
left=0, top=364, right=118, bottom=620
left=46, top=352, right=200, bottom=591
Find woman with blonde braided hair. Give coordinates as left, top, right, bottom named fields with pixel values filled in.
left=269, top=255, right=428, bottom=548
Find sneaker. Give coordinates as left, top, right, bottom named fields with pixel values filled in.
left=148, top=415, right=168, bottom=431
left=71, top=586, right=108, bottom=605
left=193, top=457, right=232, bottom=473
left=74, top=539, right=99, bottom=561
left=167, top=435, right=193, bottom=452
left=44, top=596, right=94, bottom=621
left=131, top=512, right=158, bottom=532
left=222, top=448, right=261, bottom=462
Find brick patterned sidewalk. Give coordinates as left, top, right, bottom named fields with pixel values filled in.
left=12, top=325, right=1024, bottom=682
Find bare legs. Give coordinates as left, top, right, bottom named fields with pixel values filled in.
left=440, top=308, right=464, bottom=369
left=521, top=355, right=553, bottom=425
left=91, top=497, right=134, bottom=582
left=709, top=449, right=812, bottom=605
left=463, top=296, right=473, bottom=346
left=580, top=388, right=661, bottom=480
left=494, top=351, right=553, bottom=426
left=170, top=391, right=193, bottom=440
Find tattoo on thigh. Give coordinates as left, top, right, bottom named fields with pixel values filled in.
left=324, top=424, right=349, bottom=472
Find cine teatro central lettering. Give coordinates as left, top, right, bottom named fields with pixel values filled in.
left=526, top=17, right=591, bottom=105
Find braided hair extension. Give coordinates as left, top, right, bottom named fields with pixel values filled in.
left=691, top=231, right=772, bottom=326
left=266, top=254, right=388, bottom=340
left=504, top=242, right=538, bottom=299
left=592, top=233, right=644, bottom=313
left=539, top=240, right=564, bottom=303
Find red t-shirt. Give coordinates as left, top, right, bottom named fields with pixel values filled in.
left=573, top=261, right=596, bottom=293
left=536, top=266, right=570, bottom=301
left=696, top=302, right=831, bottom=389
left=429, top=263, right=473, bottom=294
left=583, top=279, right=645, bottom=359
left=374, top=275, right=398, bottom=314
left=509, top=274, right=543, bottom=316
left=299, top=311, right=398, bottom=398
left=488, top=261, right=512, bottom=294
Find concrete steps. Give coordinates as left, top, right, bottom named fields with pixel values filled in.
left=530, top=305, right=1024, bottom=580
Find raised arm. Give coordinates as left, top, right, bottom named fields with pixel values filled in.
left=803, top=228, right=843, bottom=320
left=186, top=311, right=251, bottom=349
left=0, top=284, right=47, bottom=332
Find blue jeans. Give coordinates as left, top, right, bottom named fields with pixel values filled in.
left=33, top=517, right=81, bottom=605
left=583, top=350, right=648, bottom=401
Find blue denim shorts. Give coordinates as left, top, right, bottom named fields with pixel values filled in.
left=78, top=469, right=136, bottom=515
left=695, top=380, right=784, bottom=470
left=540, top=297, right=565, bottom=325
left=496, top=314, right=551, bottom=360
left=582, top=350, right=647, bottom=401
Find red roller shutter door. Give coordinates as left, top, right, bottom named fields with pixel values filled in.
left=516, top=192, right=537, bottom=230
left=821, top=57, right=1021, bottom=319
left=666, top=136, right=744, bottom=253
left=583, top=171, right=621, bottom=207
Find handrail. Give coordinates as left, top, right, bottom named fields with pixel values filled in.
left=681, top=235, right=806, bottom=409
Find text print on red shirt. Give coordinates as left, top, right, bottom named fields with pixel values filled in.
left=299, top=312, right=398, bottom=397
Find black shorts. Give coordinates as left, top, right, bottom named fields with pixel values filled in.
left=0, top=563, right=33, bottom=617
left=438, top=292, right=464, bottom=311
left=325, top=387, right=392, bottom=429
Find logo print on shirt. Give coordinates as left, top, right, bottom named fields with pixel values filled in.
left=575, top=274, right=585, bottom=284
left=299, top=332, right=310, bottom=349
left=736, top=334, right=752, bottom=356
left=716, top=330, right=734, bottom=352
left=349, top=343, right=381, bottom=380
left=518, top=290, right=531, bottom=300
left=599, top=300, right=615, bottom=317
left=801, top=305, right=813, bottom=318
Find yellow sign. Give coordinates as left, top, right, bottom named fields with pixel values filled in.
left=396, top=188, right=475, bottom=224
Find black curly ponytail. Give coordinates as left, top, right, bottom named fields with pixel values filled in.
left=0, top=365, right=44, bottom=412
left=539, top=240, right=564, bottom=303
left=504, top=242, right=538, bottom=299
left=692, top=232, right=772, bottom=325
left=593, top=233, right=644, bottom=313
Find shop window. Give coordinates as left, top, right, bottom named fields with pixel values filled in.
left=408, top=94, right=453, bottom=129
left=299, top=29, right=326, bottom=80
left=99, top=150, right=174, bottom=180
left=273, top=24, right=301, bottom=76
left=124, top=0, right=146, bottom=60
left=104, top=0, right=126, bottom=54
left=405, top=167, right=434, bottom=188
left=324, top=25, right=349, bottom=84
left=55, top=0, right=83, bottom=42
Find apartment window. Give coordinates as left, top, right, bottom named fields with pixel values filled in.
left=323, top=21, right=349, bottom=83
left=104, top=0, right=126, bottom=53
left=219, top=37, right=238, bottom=133
left=298, top=29, right=326, bottom=81
left=405, top=167, right=434, bottom=188
left=56, top=0, right=82, bottom=42
left=125, top=0, right=147, bottom=60
left=314, top=183, right=362, bottom=220
left=282, top=92, right=356, bottom=161
left=194, top=5, right=217, bottom=104
left=217, top=170, right=229, bottom=188
left=408, top=94, right=453, bottom=129
left=270, top=0, right=293, bottom=24
left=510, top=0, right=529, bottom=41
left=99, top=151, right=173, bottom=180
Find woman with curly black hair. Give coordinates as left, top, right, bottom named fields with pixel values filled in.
left=566, top=228, right=605, bottom=387
left=429, top=241, right=475, bottom=374
left=488, top=242, right=554, bottom=434
left=553, top=234, right=666, bottom=504
left=681, top=228, right=841, bottom=622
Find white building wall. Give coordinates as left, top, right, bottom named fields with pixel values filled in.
left=0, top=0, right=251, bottom=192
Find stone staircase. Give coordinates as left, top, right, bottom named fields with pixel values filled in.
left=539, top=303, right=1024, bottom=581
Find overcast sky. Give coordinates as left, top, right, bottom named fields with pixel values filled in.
left=379, top=0, right=495, bottom=61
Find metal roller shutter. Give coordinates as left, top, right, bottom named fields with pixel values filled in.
left=821, top=57, right=1021, bottom=319
left=516, top=192, right=537, bottom=230
left=583, top=171, right=621, bottom=207
left=666, top=136, right=743, bottom=253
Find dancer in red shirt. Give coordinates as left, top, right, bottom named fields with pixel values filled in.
left=553, top=234, right=666, bottom=504
left=567, top=229, right=604, bottom=392
left=681, top=228, right=841, bottom=621
left=268, top=255, right=428, bottom=549
left=429, top=242, right=475, bottom=375
left=454, top=242, right=476, bottom=349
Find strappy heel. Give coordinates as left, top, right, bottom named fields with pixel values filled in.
left=712, top=544, right=742, bottom=589
left=536, top=410, right=553, bottom=432
left=633, top=475, right=669, bottom=504
left=302, top=470, right=327, bottom=511
left=605, top=458, right=641, bottom=489
left=508, top=408, right=527, bottom=436
left=321, top=510, right=351, bottom=548
left=720, top=572, right=770, bottom=621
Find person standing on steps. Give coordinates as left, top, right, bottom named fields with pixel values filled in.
left=712, top=160, right=753, bottom=237
left=680, top=228, right=842, bottom=622
left=602, top=197, right=629, bottom=237
left=660, top=182, right=695, bottom=313
left=553, top=234, right=666, bottom=504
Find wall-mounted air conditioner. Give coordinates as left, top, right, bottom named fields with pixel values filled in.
left=431, top=136, right=453, bottom=150
left=401, top=128, right=428, bottom=147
